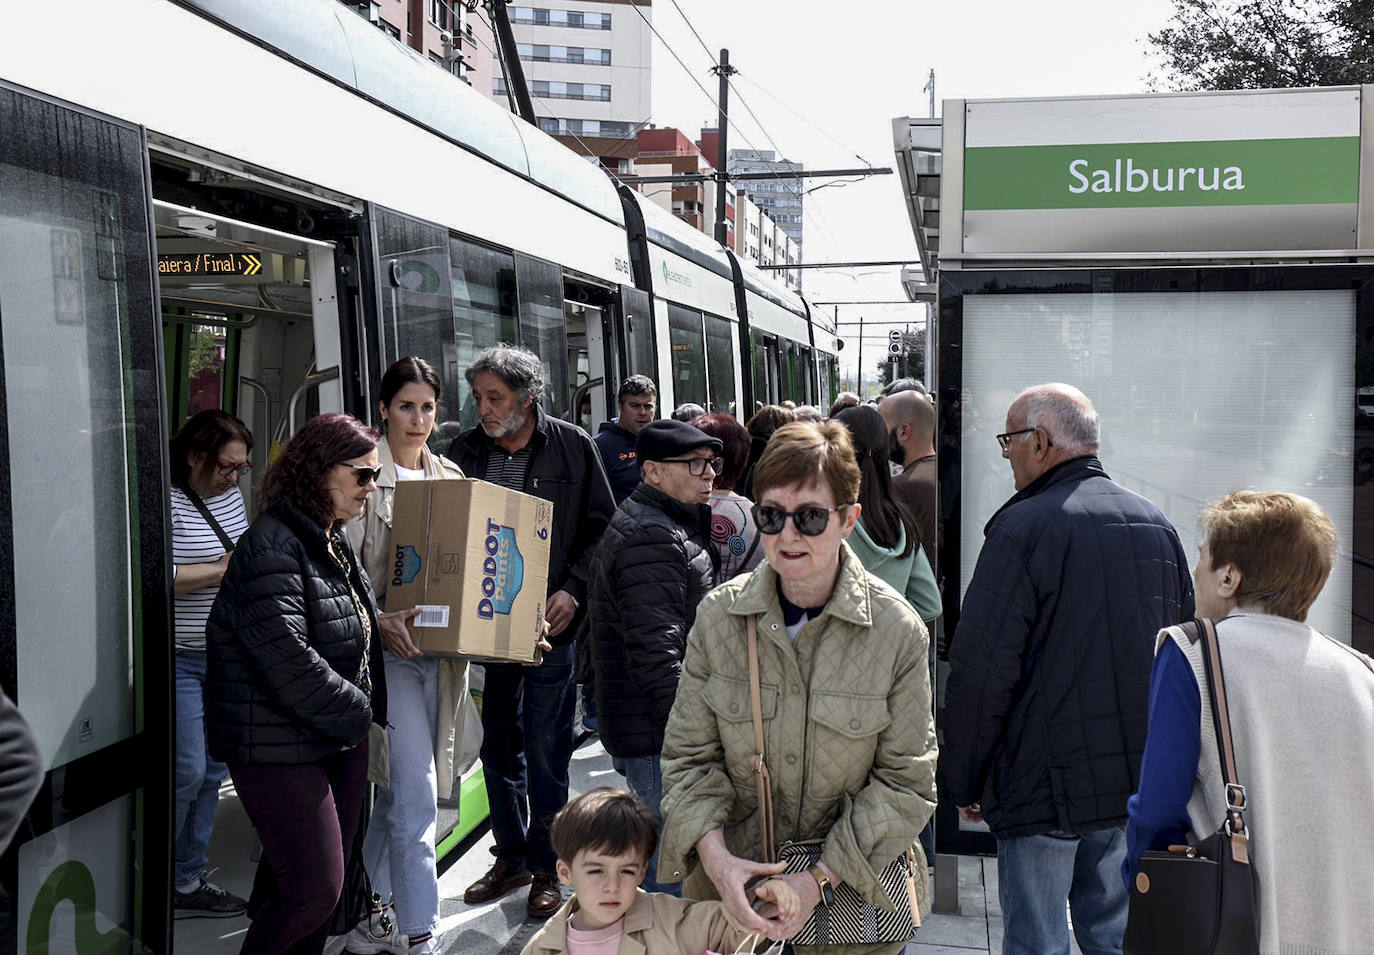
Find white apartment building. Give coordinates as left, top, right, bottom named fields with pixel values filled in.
left=734, top=192, right=800, bottom=291
left=486, top=0, right=652, bottom=140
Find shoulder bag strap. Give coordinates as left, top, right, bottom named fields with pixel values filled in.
left=1195, top=616, right=1252, bottom=864
left=746, top=615, right=776, bottom=865
left=186, top=490, right=236, bottom=553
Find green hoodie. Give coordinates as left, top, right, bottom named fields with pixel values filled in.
left=847, top=519, right=941, bottom=620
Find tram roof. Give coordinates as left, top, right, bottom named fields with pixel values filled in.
left=180, top=0, right=625, bottom=226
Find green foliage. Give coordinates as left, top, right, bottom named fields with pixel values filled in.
left=1146, top=0, right=1374, bottom=90
left=187, top=325, right=223, bottom=381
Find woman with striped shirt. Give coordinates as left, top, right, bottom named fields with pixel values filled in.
left=169, top=409, right=253, bottom=918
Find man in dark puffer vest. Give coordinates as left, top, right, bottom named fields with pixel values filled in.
left=588, top=419, right=722, bottom=894
left=943, top=383, right=1194, bottom=955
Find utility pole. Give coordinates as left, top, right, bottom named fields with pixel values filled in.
left=711, top=49, right=737, bottom=247
left=856, top=313, right=864, bottom=396
left=924, top=68, right=936, bottom=120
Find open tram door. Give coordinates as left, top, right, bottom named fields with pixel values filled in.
left=0, top=82, right=173, bottom=951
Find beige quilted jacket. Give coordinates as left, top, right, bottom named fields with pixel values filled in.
left=658, top=543, right=937, bottom=917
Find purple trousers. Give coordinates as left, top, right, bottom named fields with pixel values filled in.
left=228, top=745, right=369, bottom=955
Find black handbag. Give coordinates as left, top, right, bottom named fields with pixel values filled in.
left=745, top=617, right=921, bottom=946
left=1123, top=617, right=1260, bottom=955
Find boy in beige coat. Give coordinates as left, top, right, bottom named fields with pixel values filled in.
left=523, top=789, right=797, bottom=955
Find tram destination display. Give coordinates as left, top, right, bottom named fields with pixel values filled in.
left=388, top=479, right=553, bottom=663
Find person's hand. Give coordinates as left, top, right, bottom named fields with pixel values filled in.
left=752, top=877, right=804, bottom=939
left=759, top=872, right=820, bottom=940
left=522, top=626, right=554, bottom=667
left=210, top=551, right=232, bottom=583
left=545, top=589, right=576, bottom=637
left=701, top=847, right=787, bottom=936
left=958, top=803, right=983, bottom=823
left=378, top=608, right=423, bottom=658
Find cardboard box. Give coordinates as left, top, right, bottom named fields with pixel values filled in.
left=387, top=479, right=553, bottom=663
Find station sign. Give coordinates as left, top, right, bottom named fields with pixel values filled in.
left=158, top=251, right=264, bottom=276
left=958, top=87, right=1362, bottom=254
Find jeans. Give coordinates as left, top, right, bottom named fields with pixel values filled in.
left=997, top=827, right=1128, bottom=955
left=230, top=745, right=370, bottom=955
left=610, top=754, right=680, bottom=896
left=479, top=642, right=575, bottom=876
left=174, top=649, right=228, bottom=887
left=362, top=653, right=440, bottom=937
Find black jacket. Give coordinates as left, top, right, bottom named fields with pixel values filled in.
left=943, top=456, right=1194, bottom=836
left=593, top=419, right=642, bottom=506
left=450, top=404, right=616, bottom=647
left=588, top=484, right=718, bottom=758
left=205, top=501, right=386, bottom=765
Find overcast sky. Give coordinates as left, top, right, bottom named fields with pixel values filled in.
left=641, top=0, right=1181, bottom=390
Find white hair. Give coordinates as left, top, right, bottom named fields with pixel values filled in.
left=1019, top=384, right=1100, bottom=455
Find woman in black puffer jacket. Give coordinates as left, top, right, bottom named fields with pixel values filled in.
left=206, top=413, right=387, bottom=955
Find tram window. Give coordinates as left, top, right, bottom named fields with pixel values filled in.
left=375, top=209, right=459, bottom=446
left=515, top=254, right=569, bottom=419
left=450, top=235, right=518, bottom=430
left=622, top=287, right=657, bottom=381
left=704, top=313, right=735, bottom=415
left=668, top=304, right=708, bottom=409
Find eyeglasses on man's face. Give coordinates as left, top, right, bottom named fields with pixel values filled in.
left=752, top=504, right=848, bottom=537
left=995, top=427, right=1039, bottom=452
left=658, top=455, right=722, bottom=477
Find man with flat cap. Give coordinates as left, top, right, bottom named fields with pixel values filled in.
left=587, top=419, right=723, bottom=894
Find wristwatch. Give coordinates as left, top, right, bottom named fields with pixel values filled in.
left=806, top=864, right=835, bottom=907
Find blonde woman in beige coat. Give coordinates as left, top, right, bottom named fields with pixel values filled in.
left=659, top=421, right=937, bottom=955
left=345, top=357, right=467, bottom=955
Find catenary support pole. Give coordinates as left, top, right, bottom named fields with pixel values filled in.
left=712, top=49, right=737, bottom=246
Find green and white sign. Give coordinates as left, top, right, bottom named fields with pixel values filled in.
left=957, top=88, right=1363, bottom=254
left=965, top=137, right=1359, bottom=211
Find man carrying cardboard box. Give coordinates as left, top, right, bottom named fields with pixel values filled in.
left=586, top=419, right=723, bottom=895
left=449, top=345, right=616, bottom=920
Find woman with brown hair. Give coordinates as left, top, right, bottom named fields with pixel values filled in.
left=206, top=413, right=387, bottom=955
left=659, top=421, right=936, bottom=955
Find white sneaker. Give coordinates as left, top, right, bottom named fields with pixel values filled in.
left=343, top=902, right=409, bottom=955
left=408, top=940, right=439, bottom=955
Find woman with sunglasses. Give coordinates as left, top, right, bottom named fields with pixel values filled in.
left=345, top=357, right=466, bottom=955
left=206, top=413, right=388, bottom=955
left=658, top=421, right=937, bottom=955
left=832, top=406, right=940, bottom=622
left=168, top=410, right=253, bottom=919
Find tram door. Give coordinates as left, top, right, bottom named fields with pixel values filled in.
left=0, top=83, right=172, bottom=951
left=564, top=280, right=619, bottom=434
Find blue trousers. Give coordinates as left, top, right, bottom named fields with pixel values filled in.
left=174, top=649, right=227, bottom=886
left=997, top=826, right=1128, bottom=955
left=478, top=643, right=575, bottom=876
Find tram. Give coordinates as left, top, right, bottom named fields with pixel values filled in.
left=0, top=0, right=836, bottom=948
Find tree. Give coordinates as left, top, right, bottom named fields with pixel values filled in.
left=1145, top=0, right=1374, bottom=90
left=875, top=329, right=926, bottom=388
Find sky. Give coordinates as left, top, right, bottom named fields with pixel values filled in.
left=639, top=0, right=1181, bottom=391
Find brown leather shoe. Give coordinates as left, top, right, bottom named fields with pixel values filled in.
left=526, top=873, right=563, bottom=920
left=464, top=862, right=533, bottom=904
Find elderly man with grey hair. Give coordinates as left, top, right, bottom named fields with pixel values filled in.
left=448, top=344, right=616, bottom=920
left=943, top=383, right=1194, bottom=955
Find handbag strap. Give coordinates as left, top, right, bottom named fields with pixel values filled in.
left=186, top=490, right=236, bottom=553
left=1190, top=617, right=1252, bottom=864
left=746, top=615, right=777, bottom=865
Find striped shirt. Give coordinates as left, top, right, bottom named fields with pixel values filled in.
left=171, top=484, right=249, bottom=651
left=485, top=444, right=532, bottom=491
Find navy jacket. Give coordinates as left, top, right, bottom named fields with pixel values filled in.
left=450, top=404, right=616, bottom=647
left=943, top=456, right=1194, bottom=836
left=206, top=501, right=385, bottom=765
left=588, top=484, right=718, bottom=758
left=593, top=419, right=642, bottom=506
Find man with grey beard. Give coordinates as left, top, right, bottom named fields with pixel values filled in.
left=449, top=345, right=615, bottom=920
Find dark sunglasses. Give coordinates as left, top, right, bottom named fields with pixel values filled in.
left=342, top=464, right=383, bottom=486
left=752, top=503, right=848, bottom=537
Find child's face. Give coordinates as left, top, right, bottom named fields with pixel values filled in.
left=555, top=846, right=647, bottom=931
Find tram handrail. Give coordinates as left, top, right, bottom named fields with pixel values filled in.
left=286, top=366, right=341, bottom=438
left=566, top=376, right=604, bottom=424
left=239, top=376, right=273, bottom=447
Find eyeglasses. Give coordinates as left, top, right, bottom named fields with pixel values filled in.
left=996, top=427, right=1055, bottom=452
left=752, top=504, right=849, bottom=537
left=657, top=456, right=723, bottom=477
left=215, top=459, right=253, bottom=477
left=342, top=464, right=383, bottom=486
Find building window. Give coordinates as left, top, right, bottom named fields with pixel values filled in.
left=510, top=7, right=610, bottom=29
left=429, top=0, right=448, bottom=28
left=517, top=44, right=612, bottom=65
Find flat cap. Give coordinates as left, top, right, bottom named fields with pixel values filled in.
left=635, top=419, right=723, bottom=462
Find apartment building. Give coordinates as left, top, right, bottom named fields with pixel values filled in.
left=728, top=147, right=804, bottom=255
left=343, top=0, right=485, bottom=82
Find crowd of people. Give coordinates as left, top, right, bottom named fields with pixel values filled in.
left=9, top=345, right=1358, bottom=955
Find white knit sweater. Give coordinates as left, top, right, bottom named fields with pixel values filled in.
left=1161, top=613, right=1374, bottom=955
